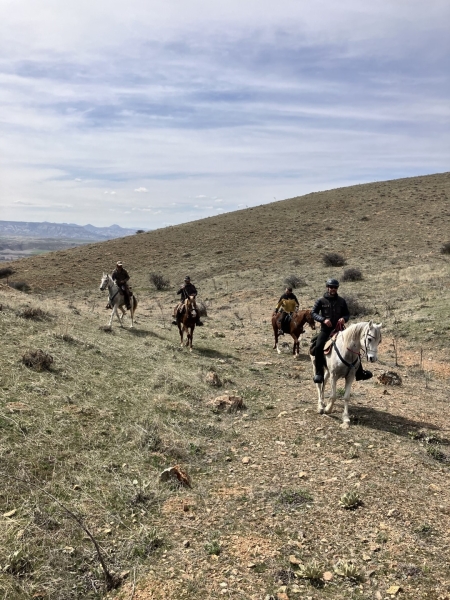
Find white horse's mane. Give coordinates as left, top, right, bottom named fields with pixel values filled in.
left=340, top=321, right=369, bottom=345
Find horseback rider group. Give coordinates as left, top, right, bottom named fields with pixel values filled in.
left=105, top=262, right=371, bottom=386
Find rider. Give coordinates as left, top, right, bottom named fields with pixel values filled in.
left=274, top=287, right=299, bottom=335
left=172, top=276, right=204, bottom=326
left=111, top=261, right=131, bottom=310
left=312, top=278, right=372, bottom=383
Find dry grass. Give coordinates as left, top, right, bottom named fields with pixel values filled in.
left=0, top=173, right=449, bottom=599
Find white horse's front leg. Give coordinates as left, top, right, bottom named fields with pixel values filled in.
left=341, top=374, right=355, bottom=427
left=312, top=357, right=326, bottom=413
left=108, top=305, right=117, bottom=327
left=118, top=307, right=125, bottom=327
left=324, top=372, right=337, bottom=414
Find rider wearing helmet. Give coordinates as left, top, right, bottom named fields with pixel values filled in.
left=274, top=286, right=300, bottom=335
left=111, top=261, right=131, bottom=310
left=172, top=276, right=204, bottom=326
left=312, top=278, right=372, bottom=383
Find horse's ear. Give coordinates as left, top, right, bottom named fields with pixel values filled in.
left=368, top=320, right=373, bottom=327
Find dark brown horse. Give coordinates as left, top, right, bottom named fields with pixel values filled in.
left=272, top=308, right=316, bottom=356
left=176, top=296, right=197, bottom=350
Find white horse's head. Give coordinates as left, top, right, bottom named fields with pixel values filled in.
left=364, top=321, right=382, bottom=362
left=99, top=273, right=110, bottom=291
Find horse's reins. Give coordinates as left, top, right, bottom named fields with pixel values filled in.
left=331, top=323, right=372, bottom=373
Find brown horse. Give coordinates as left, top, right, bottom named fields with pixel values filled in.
left=272, top=308, right=316, bottom=356
left=176, top=296, right=197, bottom=350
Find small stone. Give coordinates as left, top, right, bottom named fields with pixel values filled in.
left=298, top=471, right=307, bottom=479
left=219, top=582, right=228, bottom=588
left=323, top=571, right=333, bottom=581
left=277, top=411, right=288, bottom=418
left=362, top=553, right=371, bottom=561
left=289, top=555, right=301, bottom=566
left=386, top=585, right=402, bottom=595
left=242, top=457, right=250, bottom=464
left=183, top=540, right=190, bottom=548
left=73, top=484, right=81, bottom=490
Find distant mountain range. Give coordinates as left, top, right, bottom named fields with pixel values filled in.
left=0, top=221, right=139, bottom=241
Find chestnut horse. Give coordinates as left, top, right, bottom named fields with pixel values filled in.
left=176, top=296, right=197, bottom=351
left=272, top=309, right=316, bottom=356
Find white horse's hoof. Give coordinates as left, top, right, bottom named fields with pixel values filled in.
left=340, top=421, right=350, bottom=429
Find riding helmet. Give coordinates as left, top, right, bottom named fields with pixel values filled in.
left=184, top=276, right=191, bottom=282
left=116, top=261, right=123, bottom=267
left=326, top=278, right=339, bottom=288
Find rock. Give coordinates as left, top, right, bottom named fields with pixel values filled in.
left=323, top=571, right=333, bottom=581
left=159, top=465, right=192, bottom=487
left=183, top=540, right=190, bottom=548
left=386, top=585, right=402, bottom=595
left=289, top=555, right=301, bottom=566
left=242, top=457, right=250, bottom=464
left=205, top=371, right=222, bottom=387
left=207, top=395, right=244, bottom=412
left=378, top=371, right=402, bottom=386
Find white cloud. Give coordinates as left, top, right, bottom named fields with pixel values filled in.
left=0, top=1, right=448, bottom=227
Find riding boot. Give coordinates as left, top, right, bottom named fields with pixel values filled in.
left=196, top=317, right=204, bottom=326
left=313, top=370, right=324, bottom=384
left=355, top=363, right=373, bottom=381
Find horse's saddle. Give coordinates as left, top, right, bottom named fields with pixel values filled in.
left=309, top=332, right=339, bottom=356
left=280, top=312, right=293, bottom=333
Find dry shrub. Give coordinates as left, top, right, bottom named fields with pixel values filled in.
left=323, top=252, right=346, bottom=267
left=22, top=349, right=54, bottom=371
left=342, top=294, right=368, bottom=316
left=284, top=275, right=306, bottom=288
left=0, top=267, right=14, bottom=280
left=196, top=300, right=208, bottom=317
left=440, top=242, right=450, bottom=255
left=17, top=307, right=50, bottom=321
left=149, top=273, right=170, bottom=290
left=342, top=268, right=363, bottom=282
left=8, top=281, right=31, bottom=292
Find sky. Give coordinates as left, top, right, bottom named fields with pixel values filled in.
left=0, top=1, right=449, bottom=229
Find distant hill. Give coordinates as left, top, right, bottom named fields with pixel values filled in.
left=0, top=221, right=138, bottom=241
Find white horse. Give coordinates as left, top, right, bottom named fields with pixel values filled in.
left=99, top=273, right=137, bottom=328
left=311, top=321, right=382, bottom=427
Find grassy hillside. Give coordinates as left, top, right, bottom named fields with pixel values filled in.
left=0, top=173, right=449, bottom=599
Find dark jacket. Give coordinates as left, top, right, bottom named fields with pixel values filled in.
left=177, top=282, right=198, bottom=300
left=112, top=267, right=130, bottom=286
left=312, top=292, right=350, bottom=330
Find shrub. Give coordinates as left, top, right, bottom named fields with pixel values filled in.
left=440, top=242, right=450, bottom=255
left=8, top=281, right=31, bottom=292
left=0, top=267, right=14, bottom=280
left=339, top=490, right=362, bottom=510
left=284, top=275, right=306, bottom=289
left=17, top=307, right=50, bottom=321
left=22, top=349, right=53, bottom=371
left=323, top=252, right=346, bottom=267
left=342, top=268, right=363, bottom=282
left=136, top=229, right=145, bottom=234
left=342, top=294, right=368, bottom=317
left=149, top=273, right=170, bottom=291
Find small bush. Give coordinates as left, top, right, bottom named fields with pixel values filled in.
left=323, top=252, right=346, bottom=267
left=150, top=273, right=170, bottom=291
left=136, top=229, right=145, bottom=234
left=17, top=307, right=50, bottom=320
left=22, top=349, right=53, bottom=371
left=0, top=267, right=14, bottom=280
left=342, top=268, right=363, bottom=282
left=278, top=489, right=313, bottom=507
left=196, top=300, right=208, bottom=317
left=283, top=275, right=306, bottom=288
left=8, top=281, right=31, bottom=292
left=342, top=294, right=368, bottom=317
left=339, top=490, right=362, bottom=510
left=204, top=540, right=221, bottom=555
left=440, top=242, right=450, bottom=255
